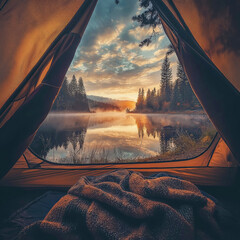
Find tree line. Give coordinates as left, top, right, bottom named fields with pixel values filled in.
left=135, top=54, right=201, bottom=112
left=129, top=0, right=201, bottom=112
left=52, top=75, right=90, bottom=112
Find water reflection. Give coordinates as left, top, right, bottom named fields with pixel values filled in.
left=30, top=113, right=215, bottom=164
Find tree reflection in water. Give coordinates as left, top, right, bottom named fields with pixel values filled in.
left=30, top=113, right=215, bottom=164
left=134, top=114, right=212, bottom=159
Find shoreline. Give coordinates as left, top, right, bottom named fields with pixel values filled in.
left=128, top=110, right=205, bottom=115
left=50, top=110, right=205, bottom=115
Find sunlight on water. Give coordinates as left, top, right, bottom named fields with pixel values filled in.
left=30, top=112, right=216, bottom=164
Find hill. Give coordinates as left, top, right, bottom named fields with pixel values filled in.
left=87, top=95, right=135, bottom=111
left=88, top=99, right=121, bottom=112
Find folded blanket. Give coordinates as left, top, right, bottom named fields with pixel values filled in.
left=17, top=170, right=237, bottom=240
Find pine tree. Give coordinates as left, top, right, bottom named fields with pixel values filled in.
left=141, top=88, right=145, bottom=109
left=151, top=88, right=159, bottom=110
left=157, top=89, right=162, bottom=111
left=61, top=77, right=70, bottom=100
left=160, top=55, right=172, bottom=103
left=146, top=89, right=151, bottom=109
left=69, top=75, right=78, bottom=97
left=75, top=77, right=90, bottom=112
left=61, top=77, right=70, bottom=110
left=170, top=79, right=181, bottom=110
left=132, top=0, right=161, bottom=47
left=136, top=88, right=145, bottom=111
left=136, top=88, right=142, bottom=111
left=77, top=77, right=87, bottom=97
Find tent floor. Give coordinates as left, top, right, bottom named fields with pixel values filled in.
left=0, top=187, right=66, bottom=223
left=1, top=186, right=240, bottom=225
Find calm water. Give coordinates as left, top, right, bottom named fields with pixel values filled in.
left=30, top=113, right=215, bottom=164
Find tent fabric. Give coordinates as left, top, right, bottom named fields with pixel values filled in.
left=1, top=166, right=238, bottom=188
left=0, top=33, right=81, bottom=178
left=151, top=0, right=240, bottom=162
left=0, top=0, right=84, bottom=110
left=0, top=0, right=239, bottom=184
left=0, top=0, right=98, bottom=178
left=164, top=0, right=240, bottom=92
left=209, top=138, right=239, bottom=167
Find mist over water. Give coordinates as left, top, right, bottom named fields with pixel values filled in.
left=30, top=112, right=215, bottom=164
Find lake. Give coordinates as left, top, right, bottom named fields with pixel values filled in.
left=30, top=112, right=216, bottom=164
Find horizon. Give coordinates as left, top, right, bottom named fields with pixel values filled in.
left=87, top=94, right=136, bottom=102
left=66, top=0, right=178, bottom=102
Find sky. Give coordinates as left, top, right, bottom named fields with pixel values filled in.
left=66, top=0, right=178, bottom=101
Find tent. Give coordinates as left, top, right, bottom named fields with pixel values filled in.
left=0, top=0, right=239, bottom=189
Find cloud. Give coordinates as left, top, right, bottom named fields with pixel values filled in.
left=66, top=0, right=178, bottom=101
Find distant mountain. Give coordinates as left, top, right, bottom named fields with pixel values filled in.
left=88, top=99, right=121, bottom=112
left=87, top=95, right=136, bottom=111
left=87, top=95, right=112, bottom=103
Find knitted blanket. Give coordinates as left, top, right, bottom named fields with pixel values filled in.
left=17, top=170, right=237, bottom=240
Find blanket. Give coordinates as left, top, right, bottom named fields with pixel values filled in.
left=17, top=170, right=237, bottom=240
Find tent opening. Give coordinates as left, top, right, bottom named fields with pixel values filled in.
left=0, top=4, right=240, bottom=238
left=28, top=0, right=217, bottom=165
left=0, top=0, right=239, bottom=188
